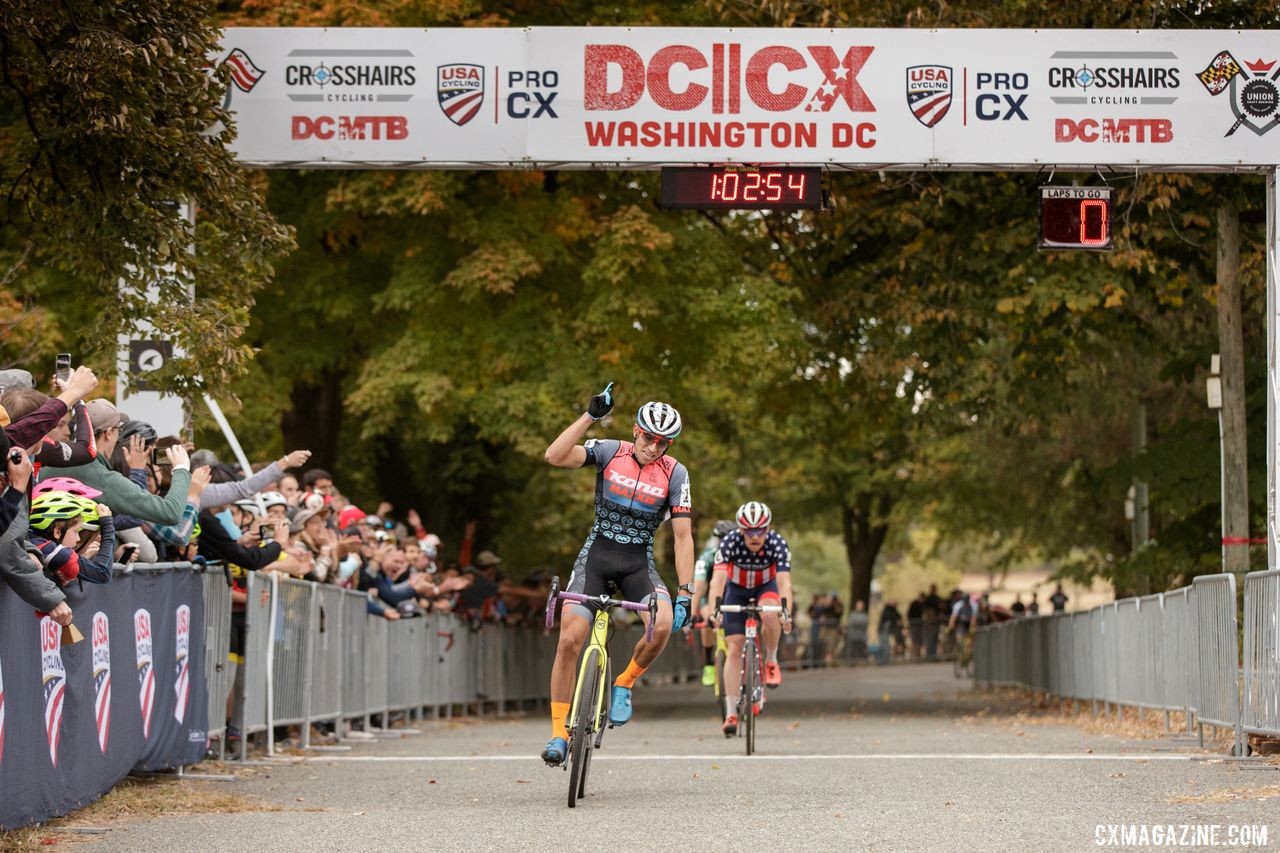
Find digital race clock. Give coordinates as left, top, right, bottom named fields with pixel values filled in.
left=1039, top=186, right=1113, bottom=251
left=660, top=167, right=824, bottom=210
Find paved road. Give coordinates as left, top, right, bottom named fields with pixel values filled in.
left=84, top=664, right=1277, bottom=852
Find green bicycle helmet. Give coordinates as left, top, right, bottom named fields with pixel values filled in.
left=29, top=492, right=98, bottom=532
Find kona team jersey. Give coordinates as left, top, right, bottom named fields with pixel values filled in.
left=713, top=529, right=791, bottom=588
left=581, top=438, right=691, bottom=548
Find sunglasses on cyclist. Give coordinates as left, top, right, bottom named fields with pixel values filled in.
left=742, top=527, right=769, bottom=537
left=637, top=430, right=673, bottom=450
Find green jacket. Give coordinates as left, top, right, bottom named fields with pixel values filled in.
left=56, top=455, right=192, bottom=525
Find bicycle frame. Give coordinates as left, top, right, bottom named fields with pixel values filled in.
left=568, top=606, right=613, bottom=738
left=716, top=598, right=788, bottom=755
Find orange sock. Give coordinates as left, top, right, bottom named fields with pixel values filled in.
left=551, top=702, right=570, bottom=740
left=614, top=658, right=647, bottom=689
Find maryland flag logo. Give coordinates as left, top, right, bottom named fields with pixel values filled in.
left=1198, top=50, right=1280, bottom=136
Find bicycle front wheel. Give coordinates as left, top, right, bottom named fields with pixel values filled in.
left=744, top=640, right=757, bottom=756
left=568, top=648, right=600, bottom=808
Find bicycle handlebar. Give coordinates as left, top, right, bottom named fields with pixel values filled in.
left=717, top=604, right=787, bottom=614
left=544, top=576, right=657, bottom=642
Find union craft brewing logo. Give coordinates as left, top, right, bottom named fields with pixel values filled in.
left=92, top=612, right=112, bottom=754
left=906, top=65, right=953, bottom=127
left=134, top=608, right=155, bottom=739
left=173, top=605, right=190, bottom=725
left=40, top=616, right=65, bottom=766
left=438, top=64, right=485, bottom=126
left=1198, top=51, right=1280, bottom=136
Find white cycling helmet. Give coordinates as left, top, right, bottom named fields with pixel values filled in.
left=736, top=501, right=772, bottom=530
left=259, top=491, right=288, bottom=510
left=635, top=401, right=682, bottom=439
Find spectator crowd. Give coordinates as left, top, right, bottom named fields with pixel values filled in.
left=0, top=363, right=551, bottom=746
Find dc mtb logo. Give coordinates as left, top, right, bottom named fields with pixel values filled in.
left=1198, top=51, right=1280, bottom=136
left=93, top=612, right=112, bottom=754
left=174, top=605, right=190, bottom=725
left=135, top=608, right=155, bottom=739
left=41, top=617, right=65, bottom=766
left=906, top=65, right=953, bottom=127
left=438, top=64, right=485, bottom=126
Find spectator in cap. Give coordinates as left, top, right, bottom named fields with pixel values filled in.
left=52, top=410, right=193, bottom=524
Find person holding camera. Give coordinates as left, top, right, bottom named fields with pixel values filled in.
left=53, top=400, right=192, bottom=525
left=0, top=442, right=73, bottom=626
left=1, top=365, right=100, bottom=466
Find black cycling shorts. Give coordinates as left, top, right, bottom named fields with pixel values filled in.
left=565, top=534, right=666, bottom=613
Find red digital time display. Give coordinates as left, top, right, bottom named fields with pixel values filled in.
left=660, top=167, right=824, bottom=210
left=1039, top=186, right=1113, bottom=251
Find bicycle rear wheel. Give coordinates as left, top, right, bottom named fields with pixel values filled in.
left=743, top=640, right=757, bottom=756
left=714, top=647, right=727, bottom=722
left=568, top=648, right=600, bottom=808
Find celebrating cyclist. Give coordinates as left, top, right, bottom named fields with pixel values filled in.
left=540, top=383, right=695, bottom=766
left=694, top=519, right=735, bottom=687
left=708, top=500, right=793, bottom=736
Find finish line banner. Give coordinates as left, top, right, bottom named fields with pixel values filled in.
left=0, top=566, right=208, bottom=829
left=218, top=27, right=1280, bottom=169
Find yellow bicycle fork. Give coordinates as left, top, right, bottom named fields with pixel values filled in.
left=568, top=608, right=612, bottom=737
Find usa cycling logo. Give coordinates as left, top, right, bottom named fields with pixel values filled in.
left=93, top=612, right=112, bottom=754
left=1198, top=51, right=1280, bottom=136
left=135, top=608, right=155, bottom=739
left=906, top=65, right=953, bottom=127
left=438, top=64, right=485, bottom=126
left=173, top=605, right=190, bottom=725
left=41, top=616, right=65, bottom=766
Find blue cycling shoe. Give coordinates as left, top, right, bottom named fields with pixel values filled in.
left=542, top=736, right=567, bottom=766
left=609, top=685, right=633, bottom=725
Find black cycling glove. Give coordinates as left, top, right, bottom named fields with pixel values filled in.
left=587, top=381, right=615, bottom=421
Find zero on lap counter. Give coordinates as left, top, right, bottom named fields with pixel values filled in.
left=1038, top=185, right=1113, bottom=251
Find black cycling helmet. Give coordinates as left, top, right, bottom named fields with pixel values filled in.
left=118, top=419, right=158, bottom=448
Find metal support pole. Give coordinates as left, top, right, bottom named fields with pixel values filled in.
left=1268, top=168, right=1279, bottom=570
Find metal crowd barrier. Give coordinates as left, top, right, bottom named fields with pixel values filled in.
left=200, top=566, right=233, bottom=755
left=973, top=573, right=1256, bottom=754
left=1243, top=570, right=1280, bottom=740
left=1192, top=574, right=1244, bottom=754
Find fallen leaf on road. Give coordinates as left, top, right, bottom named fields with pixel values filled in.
left=787, top=722, right=800, bottom=730
left=692, top=773, right=700, bottom=780
left=352, top=811, right=365, bottom=816
left=429, top=779, right=437, bottom=784
left=1085, top=748, right=1094, bottom=754
left=516, top=780, right=530, bottom=784
left=1109, top=773, right=1125, bottom=779
left=945, top=801, right=955, bottom=806
left=711, top=763, right=720, bottom=770
left=296, top=797, right=305, bottom=802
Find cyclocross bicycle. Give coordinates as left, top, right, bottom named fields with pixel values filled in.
left=715, top=596, right=787, bottom=756
left=545, top=576, right=656, bottom=808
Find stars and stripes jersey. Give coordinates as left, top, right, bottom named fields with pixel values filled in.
left=581, top=438, right=691, bottom=547
left=713, top=529, right=791, bottom=588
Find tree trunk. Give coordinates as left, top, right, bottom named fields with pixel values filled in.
left=1217, top=204, right=1249, bottom=576
left=281, top=368, right=346, bottom=474
left=842, top=491, right=891, bottom=609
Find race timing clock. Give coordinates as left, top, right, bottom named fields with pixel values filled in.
left=660, top=167, right=824, bottom=210
left=1039, top=186, right=1113, bottom=251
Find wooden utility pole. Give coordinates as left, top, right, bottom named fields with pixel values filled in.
left=1217, top=204, right=1250, bottom=575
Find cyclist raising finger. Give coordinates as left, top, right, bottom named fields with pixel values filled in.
left=540, top=385, right=696, bottom=765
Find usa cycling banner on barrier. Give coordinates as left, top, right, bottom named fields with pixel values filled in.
left=0, top=565, right=208, bottom=829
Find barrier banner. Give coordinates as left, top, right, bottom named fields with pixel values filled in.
left=0, top=566, right=209, bottom=829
